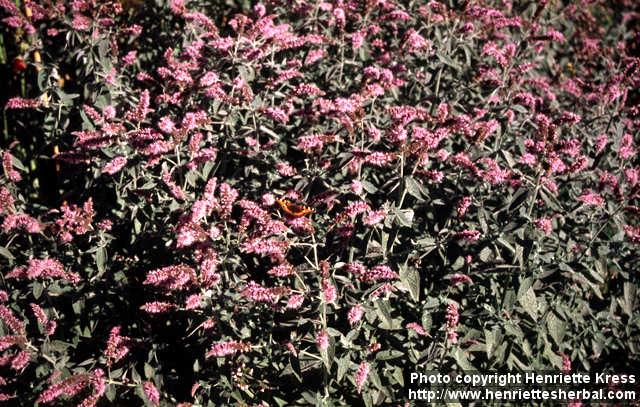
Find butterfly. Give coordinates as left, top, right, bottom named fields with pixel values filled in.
left=276, top=198, right=315, bottom=217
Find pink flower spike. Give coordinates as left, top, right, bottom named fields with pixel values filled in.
left=102, top=156, right=127, bottom=175
left=143, top=381, right=160, bottom=406
left=348, top=305, right=363, bottom=325
left=316, top=330, right=329, bottom=351
left=355, top=362, right=370, bottom=393
left=2, top=151, right=21, bottom=182
left=5, top=97, right=42, bottom=110
left=406, top=322, right=427, bottom=336
left=534, top=217, right=553, bottom=235
left=286, top=294, right=304, bottom=309
left=206, top=340, right=251, bottom=358
left=577, top=190, right=605, bottom=207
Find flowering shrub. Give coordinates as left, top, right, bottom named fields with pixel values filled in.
left=1, top=0, right=639, bottom=405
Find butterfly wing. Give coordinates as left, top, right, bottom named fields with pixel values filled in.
left=276, top=199, right=315, bottom=217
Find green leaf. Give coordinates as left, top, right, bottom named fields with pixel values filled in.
left=274, top=397, right=288, bottom=407
left=0, top=246, right=14, bottom=260
left=478, top=208, right=489, bottom=234
left=453, top=348, right=473, bottom=370
left=79, top=110, right=96, bottom=130
left=375, top=350, right=404, bottom=360
left=508, top=188, right=529, bottom=212
left=621, top=282, right=637, bottom=317
left=10, top=155, right=26, bottom=171
left=390, top=366, right=404, bottom=386
left=399, top=264, right=420, bottom=301
left=321, top=335, right=335, bottom=370
left=393, top=209, right=414, bottom=227
left=545, top=347, right=563, bottom=369
left=404, top=176, right=425, bottom=200
left=48, top=340, right=73, bottom=352
left=106, top=384, right=117, bottom=402
left=484, top=329, right=495, bottom=359
left=131, top=368, right=141, bottom=383
left=144, top=363, right=154, bottom=378
left=546, top=312, right=566, bottom=346
left=96, top=247, right=106, bottom=275
left=415, top=236, right=435, bottom=246
left=32, top=282, right=43, bottom=299
left=289, top=357, right=303, bottom=383
left=502, top=290, right=516, bottom=311
left=301, top=391, right=319, bottom=406
left=368, top=365, right=383, bottom=390
left=421, top=312, right=432, bottom=332
left=518, top=286, right=538, bottom=321
left=375, top=300, right=400, bottom=329
left=451, top=256, right=465, bottom=271
left=336, top=357, right=349, bottom=382
left=436, top=52, right=460, bottom=72
left=517, top=277, right=533, bottom=299
left=361, top=180, right=377, bottom=193
left=479, top=246, right=493, bottom=263
left=72, top=299, right=85, bottom=315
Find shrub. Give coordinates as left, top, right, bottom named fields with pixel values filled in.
left=0, top=0, right=639, bottom=405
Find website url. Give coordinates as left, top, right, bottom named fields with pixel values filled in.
left=408, top=388, right=637, bottom=402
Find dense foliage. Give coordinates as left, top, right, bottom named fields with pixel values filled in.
left=1, top=0, right=639, bottom=405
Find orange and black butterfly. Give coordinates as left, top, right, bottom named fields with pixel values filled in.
left=276, top=198, right=315, bottom=217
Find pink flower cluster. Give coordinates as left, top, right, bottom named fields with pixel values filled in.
left=102, top=156, right=127, bottom=175
left=7, top=258, right=80, bottom=284
left=140, top=301, right=176, bottom=314
left=56, top=199, right=95, bottom=243
left=286, top=294, right=304, bottom=309
left=624, top=225, right=640, bottom=243
left=143, top=381, right=160, bottom=406
left=104, top=326, right=130, bottom=367
left=206, top=340, right=251, bottom=358
left=2, top=213, right=42, bottom=234
left=348, top=304, right=363, bottom=325
left=241, top=281, right=290, bottom=304
left=534, top=217, right=553, bottom=236
left=354, top=361, right=370, bottom=393
left=346, top=263, right=398, bottom=282
left=37, top=373, right=91, bottom=404
left=454, top=229, right=481, bottom=242
left=5, top=97, right=42, bottom=110
left=30, top=304, right=56, bottom=336
left=315, top=330, right=329, bottom=351
left=406, top=322, right=428, bottom=336
left=578, top=190, right=605, bottom=207
left=0, top=305, right=25, bottom=335
left=38, top=369, right=106, bottom=406
left=144, top=264, right=197, bottom=291
left=450, top=273, right=473, bottom=287
left=2, top=151, right=21, bottom=182
left=242, top=238, right=289, bottom=263
left=445, top=303, right=460, bottom=344
left=456, top=196, right=472, bottom=218
left=322, top=278, right=337, bottom=303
